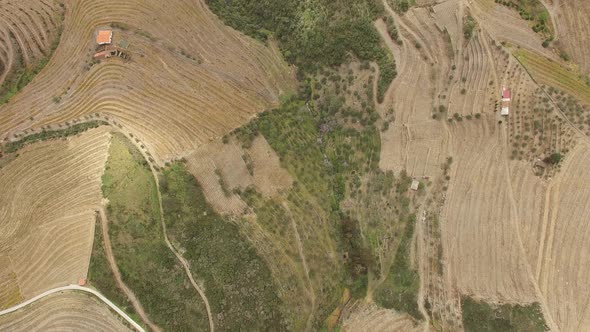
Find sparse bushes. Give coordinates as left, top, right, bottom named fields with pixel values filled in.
left=384, top=16, right=402, bottom=44
left=463, top=15, right=476, bottom=40
left=4, top=121, right=107, bottom=153
left=494, top=0, right=552, bottom=38
left=390, top=0, right=412, bottom=13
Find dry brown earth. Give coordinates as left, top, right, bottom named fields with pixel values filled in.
left=547, top=0, right=590, bottom=74
left=341, top=301, right=423, bottom=332
left=470, top=0, right=557, bottom=60
left=0, top=127, right=110, bottom=306
left=0, top=291, right=131, bottom=331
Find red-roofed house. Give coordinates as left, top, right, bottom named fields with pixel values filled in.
left=96, top=30, right=112, bottom=45
left=501, top=87, right=511, bottom=116
left=502, top=88, right=511, bottom=101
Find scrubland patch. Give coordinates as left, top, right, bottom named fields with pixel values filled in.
left=161, top=163, right=286, bottom=331
left=100, top=133, right=209, bottom=331
left=462, top=296, right=547, bottom=331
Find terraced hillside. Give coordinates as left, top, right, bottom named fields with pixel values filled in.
left=0, top=0, right=295, bottom=163
left=0, top=127, right=110, bottom=308
left=0, top=0, right=64, bottom=104
left=0, top=291, right=131, bottom=331
left=2, top=0, right=590, bottom=330
left=547, top=0, right=590, bottom=74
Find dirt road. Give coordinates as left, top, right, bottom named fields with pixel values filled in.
left=98, top=206, right=161, bottom=332
left=151, top=166, right=215, bottom=332
left=0, top=285, right=144, bottom=332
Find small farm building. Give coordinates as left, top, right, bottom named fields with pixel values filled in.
left=501, top=87, right=511, bottom=116
left=502, top=88, right=511, bottom=101
left=96, top=30, right=113, bottom=45
left=411, top=180, right=420, bottom=191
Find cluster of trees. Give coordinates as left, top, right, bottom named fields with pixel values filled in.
left=207, top=0, right=396, bottom=90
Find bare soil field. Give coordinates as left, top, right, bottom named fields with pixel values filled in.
left=373, top=0, right=590, bottom=327
left=547, top=0, right=590, bottom=74
left=0, top=0, right=295, bottom=164
left=376, top=5, right=451, bottom=178
left=442, top=118, right=539, bottom=304
left=536, top=142, right=590, bottom=332
left=185, top=136, right=291, bottom=215
left=0, top=291, right=131, bottom=331
left=470, top=0, right=556, bottom=60
left=341, top=301, right=422, bottom=332
left=0, top=127, right=110, bottom=305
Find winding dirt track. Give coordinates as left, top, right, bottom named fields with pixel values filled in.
left=98, top=205, right=160, bottom=332
left=151, top=162, right=215, bottom=332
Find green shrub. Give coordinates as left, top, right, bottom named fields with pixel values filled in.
left=463, top=15, right=477, bottom=39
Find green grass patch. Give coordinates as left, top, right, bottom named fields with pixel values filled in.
left=161, top=163, right=287, bottom=331
left=462, top=297, right=548, bottom=331
left=374, top=213, right=421, bottom=320
left=3, top=121, right=108, bottom=154
left=101, top=133, right=209, bottom=331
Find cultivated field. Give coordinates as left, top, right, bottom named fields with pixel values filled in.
left=185, top=135, right=292, bottom=215
left=341, top=302, right=422, bottom=332
left=372, top=0, right=590, bottom=330
left=470, top=0, right=556, bottom=59
left=2, top=0, right=590, bottom=330
left=0, top=291, right=131, bottom=331
left=0, top=0, right=295, bottom=164
left=442, top=118, right=539, bottom=304
left=536, top=142, right=590, bottom=332
left=0, top=127, right=110, bottom=307
left=547, top=0, right=590, bottom=74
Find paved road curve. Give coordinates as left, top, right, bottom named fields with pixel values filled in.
left=0, top=285, right=145, bottom=332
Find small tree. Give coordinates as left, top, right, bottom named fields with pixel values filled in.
left=544, top=153, right=562, bottom=164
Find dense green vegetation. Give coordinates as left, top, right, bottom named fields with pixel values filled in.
left=374, top=213, right=422, bottom=320
left=388, top=0, right=415, bottom=13
left=161, top=163, right=287, bottom=331
left=340, top=216, right=375, bottom=298
left=101, top=134, right=209, bottom=331
left=462, top=297, right=548, bottom=331
left=87, top=214, right=142, bottom=328
left=3, top=121, right=107, bottom=153
left=207, top=0, right=396, bottom=103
